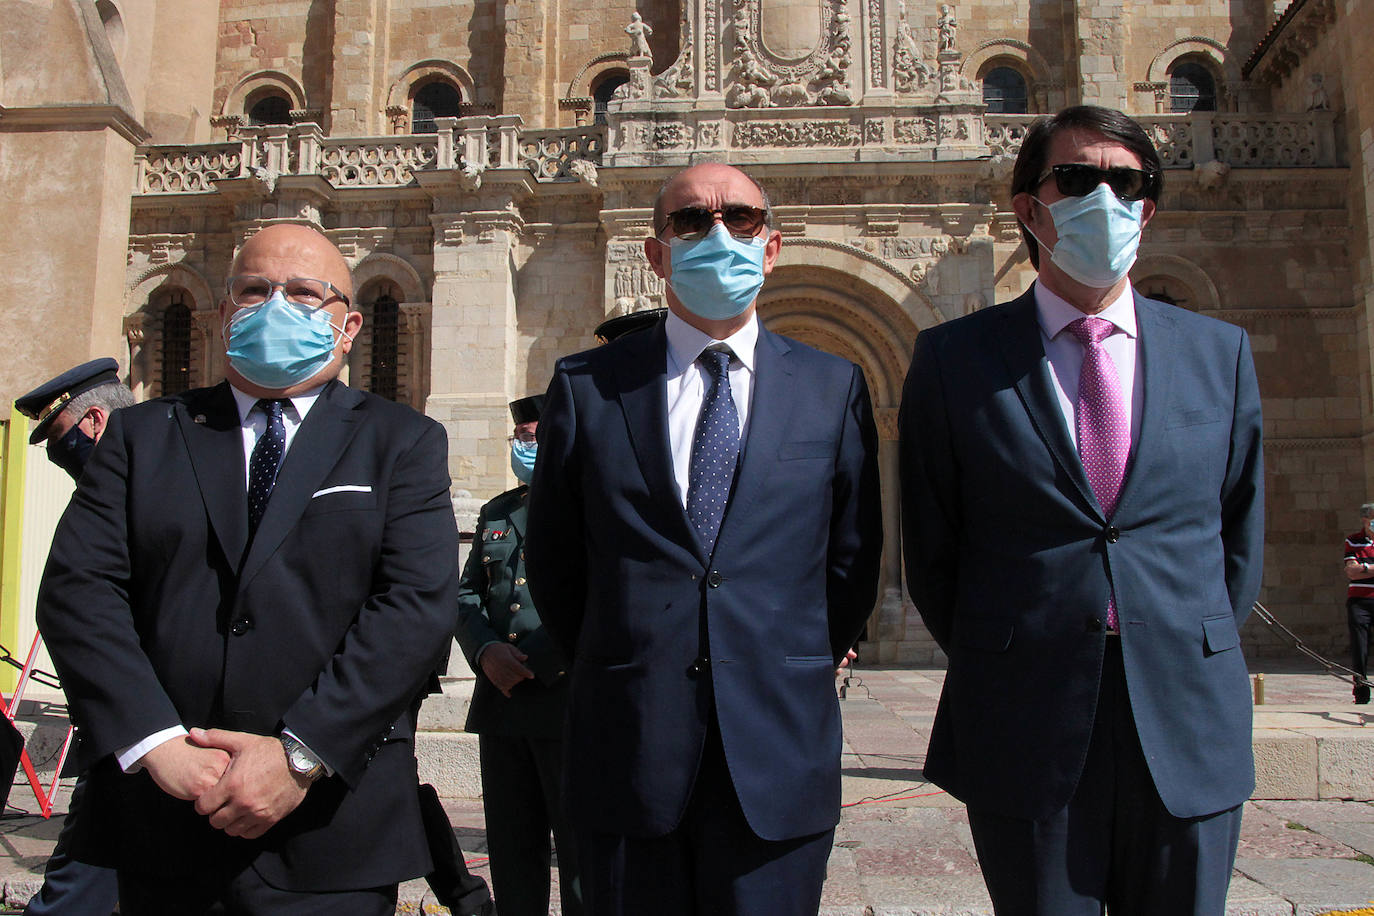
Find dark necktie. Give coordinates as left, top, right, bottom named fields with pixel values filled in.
left=248, top=398, right=287, bottom=532
left=686, top=349, right=740, bottom=557
left=1067, top=316, right=1129, bottom=629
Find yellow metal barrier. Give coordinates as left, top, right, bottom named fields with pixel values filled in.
left=0, top=408, right=29, bottom=693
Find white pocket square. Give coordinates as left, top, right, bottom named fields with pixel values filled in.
left=311, top=485, right=373, bottom=498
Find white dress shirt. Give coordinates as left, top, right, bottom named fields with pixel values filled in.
left=664, top=309, right=758, bottom=508
left=1034, top=281, right=1143, bottom=455
left=117, top=383, right=328, bottom=773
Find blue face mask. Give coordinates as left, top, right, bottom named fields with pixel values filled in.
left=47, top=422, right=95, bottom=482
left=666, top=223, right=768, bottom=321
left=224, top=291, right=351, bottom=389
left=1030, top=183, right=1144, bottom=289
left=510, top=439, right=538, bottom=484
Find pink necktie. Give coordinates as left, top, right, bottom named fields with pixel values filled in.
left=1067, top=317, right=1129, bottom=630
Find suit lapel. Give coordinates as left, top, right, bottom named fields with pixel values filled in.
left=716, top=327, right=793, bottom=550
left=997, top=289, right=1100, bottom=518
left=1112, top=294, right=1175, bottom=520
left=175, top=382, right=250, bottom=571
left=238, top=380, right=365, bottom=589
left=612, top=323, right=699, bottom=555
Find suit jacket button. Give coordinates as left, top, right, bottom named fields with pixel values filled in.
left=230, top=618, right=251, bottom=636
left=508, top=632, right=519, bottom=641
left=707, top=571, right=723, bottom=587
left=1105, top=527, right=1120, bottom=543
left=1086, top=616, right=1103, bottom=632
left=515, top=577, right=527, bottom=586
left=510, top=602, right=521, bottom=611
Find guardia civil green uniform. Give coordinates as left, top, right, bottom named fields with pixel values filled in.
left=456, top=477, right=580, bottom=916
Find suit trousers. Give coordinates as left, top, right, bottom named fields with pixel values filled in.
left=1347, top=598, right=1373, bottom=702
left=116, top=865, right=397, bottom=915
left=578, top=716, right=834, bottom=916
left=480, top=734, right=581, bottom=916
left=966, top=640, right=1242, bottom=916
left=23, top=776, right=119, bottom=916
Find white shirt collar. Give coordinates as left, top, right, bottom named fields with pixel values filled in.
left=229, top=382, right=326, bottom=424
left=664, top=308, right=760, bottom=376
left=1034, top=280, right=1138, bottom=342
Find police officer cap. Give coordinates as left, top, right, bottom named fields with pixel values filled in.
left=595, top=308, right=667, bottom=344
left=509, top=395, right=545, bottom=424
left=15, top=358, right=121, bottom=444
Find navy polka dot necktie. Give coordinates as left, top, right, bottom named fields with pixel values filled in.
left=686, top=348, right=740, bottom=557
left=248, top=398, right=287, bottom=532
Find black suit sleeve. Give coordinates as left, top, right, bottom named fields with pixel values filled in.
left=898, top=331, right=959, bottom=652
left=281, top=418, right=459, bottom=786
left=1220, top=329, right=1265, bottom=626
left=36, top=408, right=185, bottom=761
left=524, top=361, right=586, bottom=661
left=826, top=363, right=884, bottom=661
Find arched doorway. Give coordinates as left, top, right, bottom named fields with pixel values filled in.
left=757, top=262, right=933, bottom=663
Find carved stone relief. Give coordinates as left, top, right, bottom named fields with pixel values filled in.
left=654, top=6, right=695, bottom=98
left=608, top=241, right=665, bottom=312
left=726, top=0, right=854, bottom=108
left=734, top=120, right=861, bottom=147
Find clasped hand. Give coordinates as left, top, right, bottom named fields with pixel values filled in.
left=138, top=729, right=312, bottom=839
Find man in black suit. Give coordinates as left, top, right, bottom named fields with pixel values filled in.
left=37, top=224, right=460, bottom=914
left=526, top=163, right=883, bottom=915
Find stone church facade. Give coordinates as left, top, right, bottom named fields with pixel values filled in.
left=3, top=0, right=1372, bottom=660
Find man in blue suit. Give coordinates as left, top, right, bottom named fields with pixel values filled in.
left=899, top=106, right=1264, bottom=915
left=526, top=163, right=883, bottom=915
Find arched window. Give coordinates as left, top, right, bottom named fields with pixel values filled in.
left=982, top=66, right=1029, bottom=114
left=592, top=71, right=630, bottom=125
left=161, top=297, right=192, bottom=396
left=1169, top=61, right=1216, bottom=113
left=369, top=291, right=400, bottom=401
left=411, top=81, right=463, bottom=133
left=247, top=92, right=292, bottom=126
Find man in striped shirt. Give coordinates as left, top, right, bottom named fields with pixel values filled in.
left=1341, top=502, right=1374, bottom=704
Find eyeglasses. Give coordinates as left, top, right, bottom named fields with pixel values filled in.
left=507, top=433, right=537, bottom=444
left=1035, top=164, right=1160, bottom=202
left=226, top=275, right=351, bottom=311
left=661, top=205, right=768, bottom=241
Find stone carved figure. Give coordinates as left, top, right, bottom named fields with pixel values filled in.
left=731, top=50, right=776, bottom=108
left=938, top=5, right=957, bottom=53
left=892, top=8, right=931, bottom=92
left=625, top=13, right=653, bottom=60
left=1307, top=72, right=1330, bottom=111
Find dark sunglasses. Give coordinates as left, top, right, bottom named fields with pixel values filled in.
left=1036, top=163, right=1160, bottom=202
left=662, top=205, right=768, bottom=241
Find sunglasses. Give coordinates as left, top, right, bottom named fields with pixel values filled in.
left=662, top=205, right=768, bottom=241
left=1036, top=163, right=1160, bottom=202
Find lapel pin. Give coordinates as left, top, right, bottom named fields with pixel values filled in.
left=194, top=414, right=207, bottom=424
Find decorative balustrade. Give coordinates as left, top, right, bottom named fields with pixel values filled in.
left=133, top=112, right=1336, bottom=196
left=984, top=111, right=1338, bottom=170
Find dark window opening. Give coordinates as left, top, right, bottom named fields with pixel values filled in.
left=593, top=72, right=630, bottom=125
left=161, top=298, right=192, bottom=396
left=412, top=81, right=463, bottom=133
left=1169, top=62, right=1216, bottom=113
left=983, top=66, right=1028, bottom=114
left=247, top=94, right=292, bottom=126
left=370, top=292, right=399, bottom=401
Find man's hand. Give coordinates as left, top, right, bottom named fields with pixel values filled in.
left=836, top=648, right=858, bottom=676
left=139, top=736, right=230, bottom=801
left=188, top=729, right=311, bottom=839
left=1346, top=558, right=1370, bottom=581
left=480, top=642, right=535, bottom=697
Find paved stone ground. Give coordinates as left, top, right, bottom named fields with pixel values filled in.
left=0, top=664, right=1370, bottom=914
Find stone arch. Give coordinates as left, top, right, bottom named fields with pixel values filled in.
left=220, top=70, right=307, bottom=119
left=1131, top=253, right=1222, bottom=311
left=564, top=52, right=633, bottom=103
left=351, top=252, right=426, bottom=304
left=125, top=263, right=220, bottom=400
left=1146, top=37, right=1235, bottom=85
left=126, top=262, right=216, bottom=317
left=386, top=60, right=477, bottom=113
left=962, top=39, right=1052, bottom=87
left=775, top=238, right=942, bottom=337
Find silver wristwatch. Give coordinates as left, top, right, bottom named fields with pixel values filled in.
left=279, top=734, right=325, bottom=781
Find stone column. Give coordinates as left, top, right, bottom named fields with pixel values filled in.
left=399, top=301, right=431, bottom=410
left=193, top=309, right=221, bottom=390
left=1072, top=0, right=1128, bottom=109
left=417, top=172, right=532, bottom=498
left=123, top=314, right=147, bottom=402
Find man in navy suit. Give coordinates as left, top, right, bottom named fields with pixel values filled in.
left=37, top=224, right=459, bottom=914
left=525, top=163, right=883, bottom=915
left=900, top=106, right=1264, bottom=915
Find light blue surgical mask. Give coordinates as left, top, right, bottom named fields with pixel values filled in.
left=224, top=291, right=352, bottom=389
left=1029, top=183, right=1145, bottom=289
left=666, top=223, right=768, bottom=321
left=510, top=439, right=538, bottom=484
